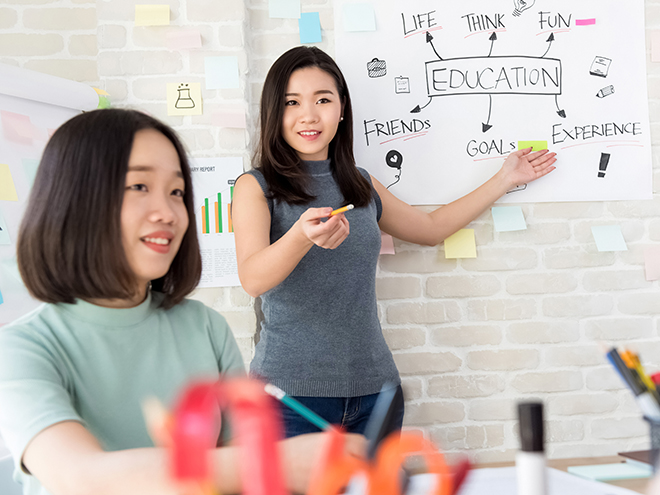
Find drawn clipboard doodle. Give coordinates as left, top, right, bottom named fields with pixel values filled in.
left=394, top=76, right=410, bottom=94
left=590, top=56, right=612, bottom=77
left=367, top=58, right=387, bottom=78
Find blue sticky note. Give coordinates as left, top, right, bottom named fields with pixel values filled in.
left=0, top=207, right=10, bottom=245
left=269, top=0, right=300, bottom=19
left=0, top=287, right=3, bottom=305
left=204, top=56, right=239, bottom=90
left=343, top=3, right=376, bottom=32
left=22, top=158, right=39, bottom=188
left=492, top=206, right=527, bottom=232
left=591, top=225, right=627, bottom=252
left=299, top=12, right=322, bottom=44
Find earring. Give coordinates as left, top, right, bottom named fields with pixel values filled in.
left=340, top=117, right=344, bottom=121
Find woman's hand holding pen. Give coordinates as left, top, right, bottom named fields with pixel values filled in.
left=497, top=147, right=557, bottom=191
left=296, top=207, right=350, bottom=250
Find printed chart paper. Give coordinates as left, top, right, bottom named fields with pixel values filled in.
left=191, top=157, right=244, bottom=288
left=334, top=0, right=652, bottom=204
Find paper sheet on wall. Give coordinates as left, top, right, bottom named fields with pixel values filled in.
left=190, top=157, right=244, bottom=288
left=334, top=0, right=652, bottom=204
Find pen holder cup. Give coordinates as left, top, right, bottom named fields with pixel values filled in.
left=645, top=417, right=660, bottom=472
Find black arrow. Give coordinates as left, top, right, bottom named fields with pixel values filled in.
left=541, top=33, right=555, bottom=58
left=411, top=97, right=433, bottom=113
left=482, top=95, right=493, bottom=132
left=488, top=32, right=498, bottom=57
left=555, top=95, right=566, bottom=118
left=426, top=32, right=443, bottom=60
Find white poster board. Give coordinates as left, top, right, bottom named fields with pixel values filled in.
left=191, top=157, right=243, bottom=288
left=0, top=64, right=100, bottom=325
left=335, top=0, right=652, bottom=204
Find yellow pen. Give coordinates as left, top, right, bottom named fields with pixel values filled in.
left=626, top=350, right=657, bottom=392
left=329, top=204, right=354, bottom=216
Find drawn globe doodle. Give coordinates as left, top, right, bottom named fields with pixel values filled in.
left=385, top=150, right=403, bottom=189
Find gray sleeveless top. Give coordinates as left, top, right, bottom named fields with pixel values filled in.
left=245, top=159, right=400, bottom=397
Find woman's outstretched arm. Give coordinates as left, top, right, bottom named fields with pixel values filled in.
left=376, top=148, right=556, bottom=246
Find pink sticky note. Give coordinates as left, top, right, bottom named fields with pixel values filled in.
left=644, top=247, right=660, bottom=281
left=212, top=108, right=247, bottom=129
left=1, top=111, right=34, bottom=145
left=576, top=18, right=596, bottom=26
left=166, top=29, right=202, bottom=50
left=380, top=232, right=395, bottom=255
left=652, top=31, right=660, bottom=63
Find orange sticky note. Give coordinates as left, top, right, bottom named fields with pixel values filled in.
left=444, top=229, right=476, bottom=259
left=0, top=164, right=18, bottom=202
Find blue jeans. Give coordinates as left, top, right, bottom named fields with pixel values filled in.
left=279, top=385, right=405, bottom=438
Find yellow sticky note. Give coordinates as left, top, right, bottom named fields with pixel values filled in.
left=166, top=83, right=203, bottom=116
left=444, top=229, right=476, bottom=259
left=0, top=164, right=18, bottom=202
left=518, top=141, right=548, bottom=152
left=135, top=5, right=170, bottom=26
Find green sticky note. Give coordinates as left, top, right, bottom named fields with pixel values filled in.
left=444, top=229, right=476, bottom=259
left=22, top=159, right=39, bottom=188
left=568, top=463, right=652, bottom=481
left=592, top=225, right=627, bottom=252
left=492, top=206, right=527, bottom=232
left=518, top=140, right=548, bottom=151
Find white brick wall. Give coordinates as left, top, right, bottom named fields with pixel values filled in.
left=1, top=0, right=660, bottom=464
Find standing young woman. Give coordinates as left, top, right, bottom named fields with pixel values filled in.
left=0, top=109, right=362, bottom=495
left=232, top=46, right=557, bottom=438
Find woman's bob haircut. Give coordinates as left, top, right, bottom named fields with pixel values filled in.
left=17, top=108, right=202, bottom=309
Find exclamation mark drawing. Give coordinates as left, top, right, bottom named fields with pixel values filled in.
left=598, top=153, right=610, bottom=178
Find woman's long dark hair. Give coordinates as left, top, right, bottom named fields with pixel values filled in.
left=255, top=46, right=372, bottom=206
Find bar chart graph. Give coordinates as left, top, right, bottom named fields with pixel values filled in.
left=200, top=186, right=234, bottom=235
left=190, top=157, right=243, bottom=288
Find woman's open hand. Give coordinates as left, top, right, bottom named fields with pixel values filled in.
left=499, top=147, right=557, bottom=190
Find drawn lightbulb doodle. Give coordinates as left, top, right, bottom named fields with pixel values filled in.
left=385, top=150, right=404, bottom=189
left=512, top=0, right=535, bottom=17
left=175, top=83, right=196, bottom=109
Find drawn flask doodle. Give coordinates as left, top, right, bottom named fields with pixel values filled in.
left=175, top=84, right=195, bottom=109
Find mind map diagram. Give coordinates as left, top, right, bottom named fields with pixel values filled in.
left=335, top=0, right=651, bottom=204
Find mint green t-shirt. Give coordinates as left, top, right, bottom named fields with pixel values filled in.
left=0, top=292, right=245, bottom=495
